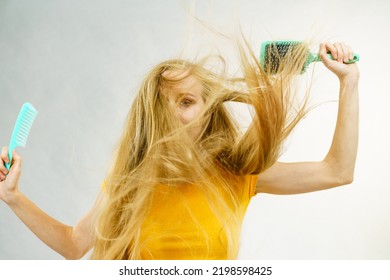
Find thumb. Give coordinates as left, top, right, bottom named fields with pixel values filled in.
left=319, top=43, right=334, bottom=68
left=9, top=150, right=22, bottom=175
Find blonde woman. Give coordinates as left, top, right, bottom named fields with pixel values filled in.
left=0, top=41, right=359, bottom=259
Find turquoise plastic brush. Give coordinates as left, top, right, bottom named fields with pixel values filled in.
left=260, top=40, right=360, bottom=74
left=5, top=103, right=38, bottom=171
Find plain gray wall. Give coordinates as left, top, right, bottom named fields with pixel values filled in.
left=0, top=0, right=389, bottom=259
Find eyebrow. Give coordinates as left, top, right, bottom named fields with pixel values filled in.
left=174, top=92, right=197, bottom=100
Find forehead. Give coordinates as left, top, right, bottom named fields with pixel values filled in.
left=162, top=69, right=203, bottom=97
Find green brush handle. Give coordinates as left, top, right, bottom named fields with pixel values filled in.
left=312, top=52, right=360, bottom=64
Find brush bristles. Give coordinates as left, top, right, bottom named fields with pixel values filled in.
left=263, top=41, right=301, bottom=73
left=261, top=41, right=310, bottom=74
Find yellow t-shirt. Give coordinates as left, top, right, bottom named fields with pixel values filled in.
left=139, top=174, right=258, bottom=259
left=102, top=174, right=257, bottom=259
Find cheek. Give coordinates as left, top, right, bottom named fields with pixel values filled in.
left=178, top=108, right=198, bottom=124
left=178, top=104, right=203, bottom=124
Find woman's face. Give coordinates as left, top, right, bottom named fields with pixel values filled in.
left=163, top=69, right=205, bottom=140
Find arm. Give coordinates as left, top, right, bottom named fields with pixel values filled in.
left=256, top=42, right=359, bottom=194
left=0, top=148, right=98, bottom=259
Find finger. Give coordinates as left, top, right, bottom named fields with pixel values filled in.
left=319, top=43, right=331, bottom=65
left=334, top=42, right=344, bottom=63
left=1, top=147, right=9, bottom=163
left=340, top=42, right=350, bottom=63
left=347, top=44, right=354, bottom=61
left=0, top=166, right=8, bottom=176
left=0, top=147, right=9, bottom=175
left=0, top=169, right=5, bottom=180
left=324, top=42, right=338, bottom=60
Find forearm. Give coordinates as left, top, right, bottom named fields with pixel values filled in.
left=6, top=191, right=82, bottom=259
left=324, top=78, right=359, bottom=183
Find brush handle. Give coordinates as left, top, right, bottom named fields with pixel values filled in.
left=313, top=52, right=360, bottom=64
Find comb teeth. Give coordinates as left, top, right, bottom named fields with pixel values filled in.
left=13, top=108, right=37, bottom=147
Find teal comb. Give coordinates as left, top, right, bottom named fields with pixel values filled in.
left=5, top=103, right=38, bottom=171
left=260, top=40, right=360, bottom=74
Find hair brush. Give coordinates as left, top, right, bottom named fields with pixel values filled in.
left=5, top=103, right=38, bottom=171
left=260, top=40, right=360, bottom=74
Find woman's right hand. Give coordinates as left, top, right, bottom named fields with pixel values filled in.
left=0, top=147, right=22, bottom=204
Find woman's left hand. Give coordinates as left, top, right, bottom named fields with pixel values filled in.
left=319, top=42, right=360, bottom=83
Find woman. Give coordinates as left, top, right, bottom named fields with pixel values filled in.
left=0, top=41, right=359, bottom=259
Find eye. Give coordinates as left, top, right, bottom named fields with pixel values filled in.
left=179, top=99, right=193, bottom=107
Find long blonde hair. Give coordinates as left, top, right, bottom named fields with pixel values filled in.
left=91, top=38, right=310, bottom=259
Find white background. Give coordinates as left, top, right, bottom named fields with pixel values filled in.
left=0, top=0, right=389, bottom=259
